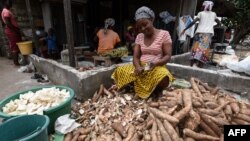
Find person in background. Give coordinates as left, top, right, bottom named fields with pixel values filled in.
left=1, top=0, right=23, bottom=66
left=96, top=18, right=128, bottom=58
left=36, top=28, right=48, bottom=58
left=181, top=0, right=221, bottom=68
left=125, top=25, right=135, bottom=54
left=112, top=6, right=174, bottom=99
left=46, top=28, right=57, bottom=59
left=40, top=28, right=57, bottom=59
left=224, top=28, right=232, bottom=44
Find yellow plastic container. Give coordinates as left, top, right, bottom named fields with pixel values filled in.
left=17, top=41, right=33, bottom=55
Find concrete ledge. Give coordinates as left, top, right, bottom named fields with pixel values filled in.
left=29, top=55, right=250, bottom=101
left=167, top=63, right=250, bottom=99
left=29, top=55, right=115, bottom=101
left=170, top=52, right=190, bottom=65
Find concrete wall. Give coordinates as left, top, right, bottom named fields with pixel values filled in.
left=169, top=52, right=250, bottom=98
left=30, top=55, right=250, bottom=101
left=14, top=0, right=43, bottom=29
left=29, top=55, right=115, bottom=101
left=170, top=52, right=190, bottom=65
left=167, top=63, right=250, bottom=99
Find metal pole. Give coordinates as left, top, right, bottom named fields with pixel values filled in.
left=63, top=0, right=76, bottom=67
left=25, top=0, right=39, bottom=55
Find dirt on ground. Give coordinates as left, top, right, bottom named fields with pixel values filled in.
left=0, top=57, right=52, bottom=101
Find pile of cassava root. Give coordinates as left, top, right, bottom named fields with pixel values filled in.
left=66, top=77, right=250, bottom=141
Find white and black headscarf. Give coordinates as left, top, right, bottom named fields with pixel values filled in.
left=104, top=18, right=115, bottom=34
left=203, top=1, right=214, bottom=11
left=134, top=6, right=155, bottom=21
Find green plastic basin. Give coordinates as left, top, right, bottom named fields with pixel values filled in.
left=0, top=115, right=49, bottom=141
left=0, top=86, right=75, bottom=134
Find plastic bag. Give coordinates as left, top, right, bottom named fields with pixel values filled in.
left=172, top=79, right=191, bottom=88
left=219, top=55, right=239, bottom=67
left=55, top=114, right=81, bottom=134
left=17, top=63, right=35, bottom=73
left=227, top=56, right=250, bottom=75
left=225, top=46, right=235, bottom=55
left=241, top=56, right=250, bottom=75
left=159, top=11, right=175, bottom=24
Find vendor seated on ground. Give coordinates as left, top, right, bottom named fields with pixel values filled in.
left=125, top=25, right=136, bottom=55
left=112, top=6, right=174, bottom=99
left=40, top=28, right=57, bottom=60
left=96, top=18, right=128, bottom=58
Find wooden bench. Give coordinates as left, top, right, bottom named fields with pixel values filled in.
left=93, top=56, right=112, bottom=67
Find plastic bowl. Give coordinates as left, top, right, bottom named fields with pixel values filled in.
left=0, top=115, right=49, bottom=141
left=0, top=86, right=75, bottom=133
left=121, top=56, right=133, bottom=63
left=16, top=41, right=33, bottom=55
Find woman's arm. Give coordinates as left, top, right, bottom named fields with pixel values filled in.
left=133, top=44, right=144, bottom=75
left=152, top=42, right=172, bottom=67
left=133, top=44, right=142, bottom=68
left=4, top=17, right=20, bottom=34
left=215, top=18, right=221, bottom=26
left=181, top=18, right=199, bottom=35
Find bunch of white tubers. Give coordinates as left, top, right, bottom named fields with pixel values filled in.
left=2, top=87, right=70, bottom=115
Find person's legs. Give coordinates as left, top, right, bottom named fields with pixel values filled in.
left=197, top=61, right=204, bottom=68
left=190, top=59, right=195, bottom=66
left=191, top=58, right=205, bottom=68
left=190, top=36, right=199, bottom=67
left=12, top=51, right=19, bottom=66
left=152, top=76, right=170, bottom=99
left=190, top=33, right=211, bottom=68
left=5, top=29, right=22, bottom=66
left=158, top=76, right=170, bottom=89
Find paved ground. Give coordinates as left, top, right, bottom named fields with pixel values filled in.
left=0, top=57, right=51, bottom=101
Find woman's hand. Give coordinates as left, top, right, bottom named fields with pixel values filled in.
left=134, top=66, right=144, bottom=75
left=149, top=62, right=157, bottom=70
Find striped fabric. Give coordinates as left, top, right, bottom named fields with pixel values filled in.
left=135, top=30, right=172, bottom=63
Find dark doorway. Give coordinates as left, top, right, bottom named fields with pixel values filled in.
left=51, top=3, right=66, bottom=49
left=51, top=2, right=86, bottom=49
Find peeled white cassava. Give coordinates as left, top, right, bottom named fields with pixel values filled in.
left=2, top=87, right=70, bottom=115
